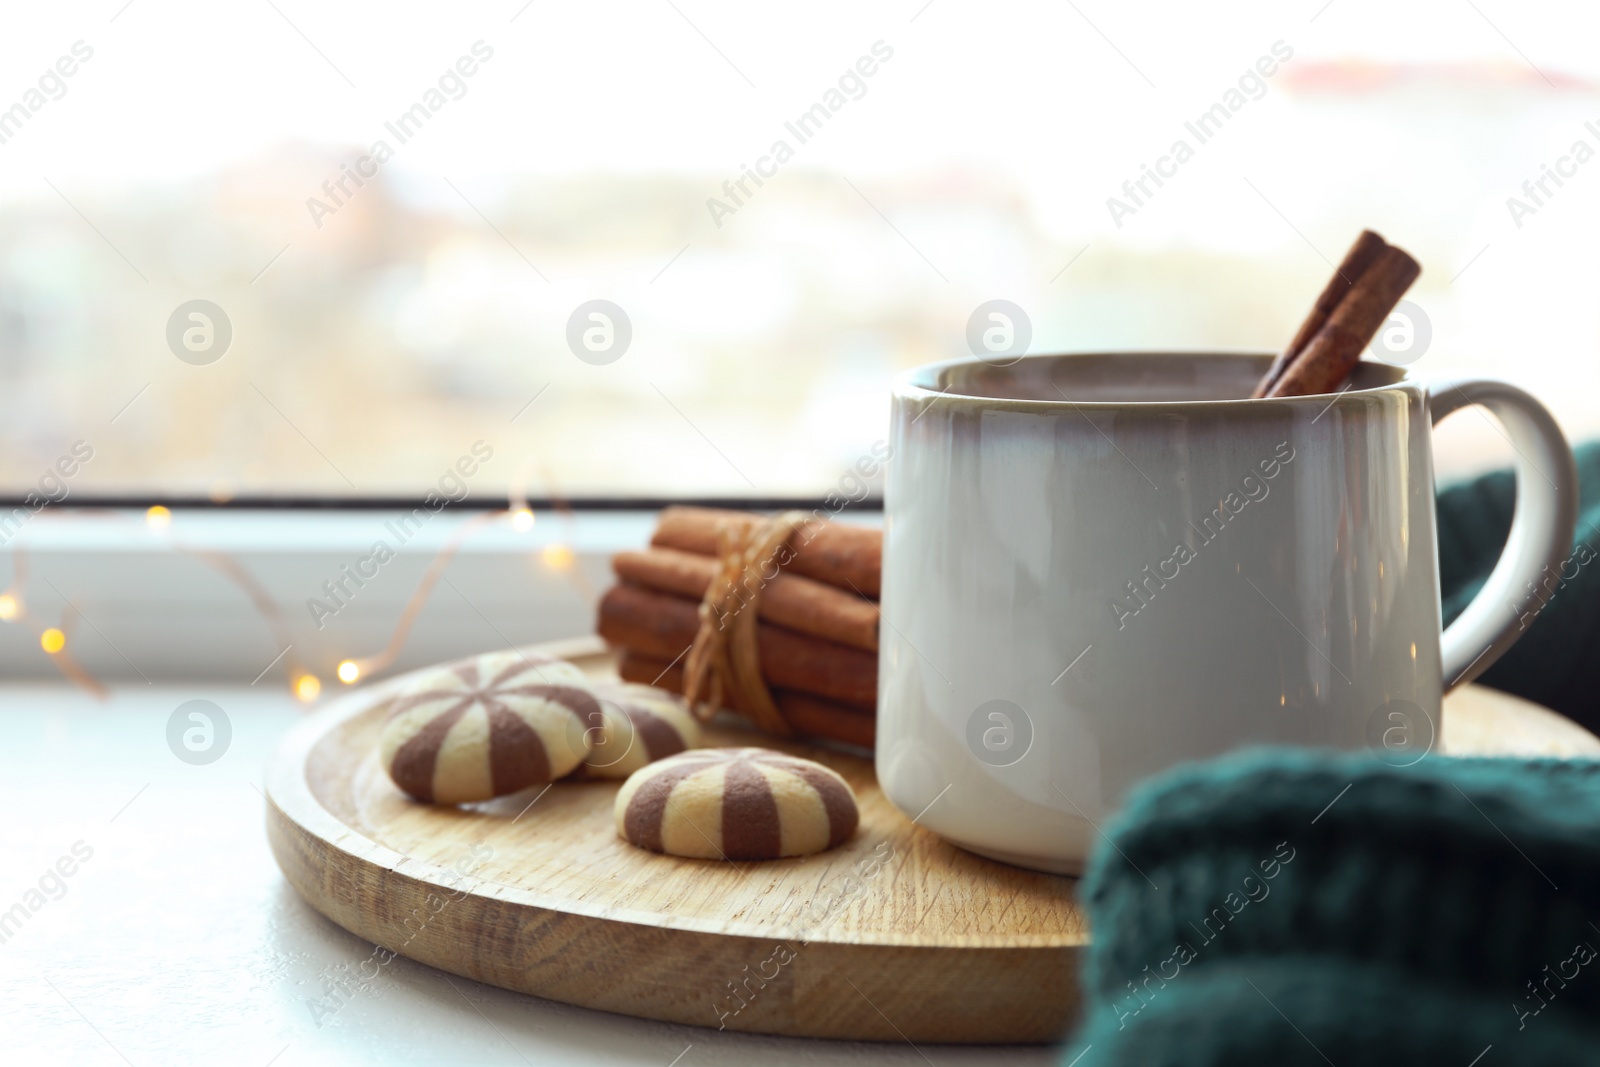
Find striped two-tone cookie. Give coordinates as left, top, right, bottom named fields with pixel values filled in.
left=577, top=683, right=700, bottom=779
left=614, top=748, right=858, bottom=860
left=379, top=650, right=597, bottom=804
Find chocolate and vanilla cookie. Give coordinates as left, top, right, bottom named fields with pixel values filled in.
left=578, top=684, right=700, bottom=779
left=615, top=748, right=858, bottom=860
left=379, top=650, right=597, bottom=804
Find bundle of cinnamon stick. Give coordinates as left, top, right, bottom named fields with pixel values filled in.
left=596, top=507, right=883, bottom=749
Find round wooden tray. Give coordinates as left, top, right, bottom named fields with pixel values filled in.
left=265, top=637, right=1600, bottom=1043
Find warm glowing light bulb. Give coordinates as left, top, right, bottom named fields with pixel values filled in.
left=542, top=544, right=575, bottom=570
left=40, top=628, right=66, bottom=654
left=511, top=508, right=535, bottom=532
left=294, top=674, right=322, bottom=702
left=145, top=505, right=172, bottom=528
left=337, top=660, right=361, bottom=684
left=0, top=594, right=18, bottom=621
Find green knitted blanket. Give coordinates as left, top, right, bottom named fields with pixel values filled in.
left=1067, top=751, right=1600, bottom=1065
left=1065, top=444, right=1600, bottom=1064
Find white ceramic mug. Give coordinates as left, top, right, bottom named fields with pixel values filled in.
left=876, top=352, right=1578, bottom=874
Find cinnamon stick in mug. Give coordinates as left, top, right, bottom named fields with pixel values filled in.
left=1253, top=229, right=1387, bottom=398
left=1254, top=230, right=1420, bottom=399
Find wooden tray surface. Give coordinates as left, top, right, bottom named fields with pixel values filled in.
left=265, top=637, right=1600, bottom=1043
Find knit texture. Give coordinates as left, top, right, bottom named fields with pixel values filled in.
left=1439, top=440, right=1600, bottom=728
left=1065, top=750, right=1600, bottom=1066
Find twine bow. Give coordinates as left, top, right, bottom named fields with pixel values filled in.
left=682, top=510, right=812, bottom=734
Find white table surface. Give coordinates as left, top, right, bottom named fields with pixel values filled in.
left=0, top=684, right=1069, bottom=1067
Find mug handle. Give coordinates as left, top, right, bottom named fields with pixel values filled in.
left=1428, top=377, right=1578, bottom=690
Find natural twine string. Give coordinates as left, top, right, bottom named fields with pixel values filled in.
left=682, top=510, right=812, bottom=734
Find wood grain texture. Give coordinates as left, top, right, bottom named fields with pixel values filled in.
left=268, top=637, right=1084, bottom=1043
left=265, top=638, right=1599, bottom=1043
left=1440, top=683, right=1600, bottom=758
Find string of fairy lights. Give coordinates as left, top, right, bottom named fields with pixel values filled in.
left=0, top=496, right=586, bottom=703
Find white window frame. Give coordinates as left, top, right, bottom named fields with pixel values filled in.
left=0, top=505, right=882, bottom=692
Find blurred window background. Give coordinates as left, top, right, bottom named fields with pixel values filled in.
left=2, top=0, right=1596, bottom=502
